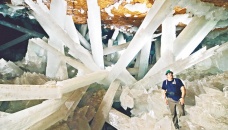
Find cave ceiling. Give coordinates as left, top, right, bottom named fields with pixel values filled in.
left=40, top=0, right=228, bottom=27
left=0, top=0, right=228, bottom=55
left=1, top=0, right=228, bottom=27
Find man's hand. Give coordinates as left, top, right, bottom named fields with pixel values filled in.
left=179, top=98, right=184, bottom=105
left=165, top=98, right=168, bottom=105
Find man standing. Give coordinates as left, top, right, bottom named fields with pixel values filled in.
left=162, top=70, right=186, bottom=129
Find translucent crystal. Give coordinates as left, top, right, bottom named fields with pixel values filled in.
left=0, top=58, right=23, bottom=79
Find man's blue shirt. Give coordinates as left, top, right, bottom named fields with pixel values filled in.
left=162, top=78, right=184, bottom=101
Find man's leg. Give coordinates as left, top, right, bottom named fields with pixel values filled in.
left=175, top=101, right=185, bottom=129
left=177, top=102, right=185, bottom=118
left=167, top=98, right=178, bottom=128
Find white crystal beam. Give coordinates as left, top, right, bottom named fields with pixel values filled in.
left=91, top=80, right=120, bottom=130
left=174, top=16, right=218, bottom=60
left=64, top=16, right=80, bottom=46
left=107, top=39, right=114, bottom=61
left=137, top=40, right=151, bottom=79
left=30, top=38, right=92, bottom=74
left=58, top=70, right=108, bottom=94
left=46, top=0, right=68, bottom=79
left=112, top=33, right=127, bottom=62
left=87, top=0, right=104, bottom=69
left=155, top=39, right=161, bottom=61
left=25, top=0, right=136, bottom=86
left=112, top=29, right=120, bottom=40
left=76, top=29, right=91, bottom=50
left=79, top=24, right=88, bottom=37
left=144, top=51, right=174, bottom=77
left=27, top=87, right=88, bottom=130
left=134, top=53, right=140, bottom=68
left=103, top=42, right=129, bottom=55
left=133, top=42, right=228, bottom=89
left=25, top=0, right=100, bottom=71
left=49, top=0, right=66, bottom=28
left=161, top=16, right=176, bottom=56
left=106, top=108, right=130, bottom=129
left=32, top=38, right=135, bottom=86
left=106, top=29, right=120, bottom=61
left=0, top=112, right=10, bottom=118
left=0, top=95, right=70, bottom=130
left=118, top=69, right=137, bottom=85
left=103, top=0, right=179, bottom=84
left=144, top=16, right=176, bottom=78
left=145, top=16, right=218, bottom=78
left=0, top=84, right=61, bottom=101
left=46, top=38, right=68, bottom=79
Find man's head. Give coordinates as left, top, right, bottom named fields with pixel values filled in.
left=166, top=70, right=173, bottom=80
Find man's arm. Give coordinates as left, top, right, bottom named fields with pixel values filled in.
left=163, top=89, right=167, bottom=99
left=162, top=81, right=168, bottom=104
left=181, top=86, right=186, bottom=98
left=162, top=89, right=168, bottom=105
left=180, top=86, right=186, bottom=105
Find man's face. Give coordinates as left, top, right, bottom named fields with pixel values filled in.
left=166, top=73, right=173, bottom=79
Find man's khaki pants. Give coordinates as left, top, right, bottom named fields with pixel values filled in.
left=167, top=98, right=185, bottom=128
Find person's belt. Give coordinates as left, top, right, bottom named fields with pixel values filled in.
left=166, top=92, right=180, bottom=97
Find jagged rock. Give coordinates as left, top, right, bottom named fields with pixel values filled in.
left=0, top=58, right=23, bottom=80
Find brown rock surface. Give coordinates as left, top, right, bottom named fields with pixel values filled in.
left=39, top=0, right=227, bottom=26
left=2, top=0, right=226, bottom=26
left=201, top=0, right=228, bottom=8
